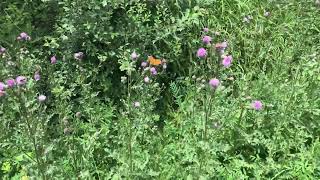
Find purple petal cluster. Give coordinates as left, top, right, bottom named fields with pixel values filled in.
left=202, top=36, right=212, bottom=45
left=209, top=78, right=220, bottom=88
left=17, top=32, right=31, bottom=41
left=74, top=52, right=84, bottom=60
left=222, top=55, right=233, bottom=68
left=197, top=48, right=207, bottom=58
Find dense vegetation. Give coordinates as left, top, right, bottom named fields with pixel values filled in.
left=1, top=0, right=320, bottom=179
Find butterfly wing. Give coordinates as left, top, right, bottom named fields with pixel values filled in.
left=148, top=56, right=162, bottom=66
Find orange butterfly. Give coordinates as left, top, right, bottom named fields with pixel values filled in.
left=148, top=55, right=162, bottom=66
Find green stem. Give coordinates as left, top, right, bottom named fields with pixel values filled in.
left=204, top=95, right=210, bottom=140
left=204, top=90, right=215, bottom=140
left=18, top=92, right=46, bottom=180
left=238, top=104, right=245, bottom=124
left=127, top=70, right=133, bottom=174
left=26, top=120, right=46, bottom=180
left=71, top=133, right=78, bottom=173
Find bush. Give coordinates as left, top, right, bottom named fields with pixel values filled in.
left=0, top=0, right=320, bottom=179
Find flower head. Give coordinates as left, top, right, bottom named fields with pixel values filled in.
left=144, top=76, right=150, bottom=83
left=197, top=48, right=207, bottom=58
left=133, top=101, right=140, bottom=107
left=16, top=76, right=27, bottom=85
left=150, top=67, right=157, bottom=75
left=222, top=55, right=233, bottom=67
left=74, top=52, right=84, bottom=60
left=243, top=15, right=253, bottom=23
left=162, top=63, right=167, bottom=69
left=34, top=72, right=40, bottom=81
left=209, top=78, right=220, bottom=88
left=141, top=61, right=148, bottom=67
left=121, top=76, right=127, bottom=83
left=20, top=32, right=28, bottom=38
left=38, top=95, right=46, bottom=102
left=0, top=47, right=6, bottom=54
left=50, top=56, right=57, bottom=64
left=131, top=51, right=139, bottom=60
left=0, top=82, right=6, bottom=91
left=264, top=11, right=271, bottom=17
left=17, top=32, right=31, bottom=41
left=64, top=128, right=72, bottom=135
left=75, top=112, right=81, bottom=118
left=6, top=79, right=15, bottom=88
left=203, top=27, right=209, bottom=33
left=63, top=117, right=69, bottom=126
left=202, top=36, right=212, bottom=45
left=251, top=100, right=263, bottom=110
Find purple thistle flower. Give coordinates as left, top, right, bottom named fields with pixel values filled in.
left=74, top=52, right=84, bottom=60
left=131, top=51, right=139, bottom=60
left=50, top=56, right=57, bottom=64
left=209, top=78, right=220, bottom=88
left=251, top=100, right=263, bottom=110
left=34, top=72, right=40, bottom=81
left=197, top=48, right=207, bottom=58
left=222, top=55, right=233, bottom=67
left=16, top=76, right=27, bottom=85
left=141, top=61, right=148, bottom=67
left=202, top=36, right=212, bottom=45
left=203, top=27, right=209, bottom=33
left=20, top=32, right=28, bottom=38
left=144, top=76, right=150, bottom=83
left=0, top=82, right=6, bottom=91
left=17, top=32, right=31, bottom=41
left=150, top=67, right=157, bottom=75
left=0, top=47, right=6, bottom=54
left=6, top=79, right=15, bottom=88
left=38, top=95, right=46, bottom=102
left=133, top=101, right=140, bottom=107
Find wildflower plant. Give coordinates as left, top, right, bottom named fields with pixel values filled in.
left=0, top=42, right=49, bottom=179
left=0, top=0, right=320, bottom=179
left=117, top=49, right=166, bottom=175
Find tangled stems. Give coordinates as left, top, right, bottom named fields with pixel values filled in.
left=203, top=90, right=215, bottom=140
left=17, top=90, right=46, bottom=180
left=203, top=47, right=221, bottom=139
left=127, top=69, right=133, bottom=174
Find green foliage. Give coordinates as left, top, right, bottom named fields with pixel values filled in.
left=1, top=0, right=320, bottom=179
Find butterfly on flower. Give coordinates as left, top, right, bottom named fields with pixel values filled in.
left=148, top=55, right=162, bottom=66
